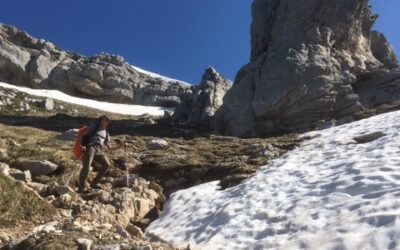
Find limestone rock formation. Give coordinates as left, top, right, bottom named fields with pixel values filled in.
left=214, top=0, right=400, bottom=137
left=0, top=24, right=191, bottom=107
left=173, top=67, right=231, bottom=125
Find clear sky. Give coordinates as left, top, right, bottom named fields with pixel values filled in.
left=0, top=1, right=398, bottom=84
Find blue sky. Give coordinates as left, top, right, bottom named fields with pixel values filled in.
left=0, top=1, right=398, bottom=84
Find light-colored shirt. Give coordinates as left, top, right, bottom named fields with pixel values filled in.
left=89, top=127, right=110, bottom=147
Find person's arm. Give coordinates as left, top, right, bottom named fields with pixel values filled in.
left=104, top=133, right=124, bottom=151
left=105, top=141, right=128, bottom=152
left=105, top=143, right=125, bottom=151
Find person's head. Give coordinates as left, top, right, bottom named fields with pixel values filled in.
left=98, top=115, right=111, bottom=128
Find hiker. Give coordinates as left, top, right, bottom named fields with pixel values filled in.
left=78, top=115, right=115, bottom=192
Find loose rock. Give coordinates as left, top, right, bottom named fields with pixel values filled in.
left=146, top=139, right=169, bottom=150
left=19, top=160, right=59, bottom=176
left=76, top=238, right=93, bottom=250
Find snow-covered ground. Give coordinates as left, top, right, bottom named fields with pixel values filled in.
left=147, top=110, right=400, bottom=249
left=130, top=65, right=191, bottom=85
left=0, top=82, right=171, bottom=116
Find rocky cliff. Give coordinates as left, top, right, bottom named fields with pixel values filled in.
left=172, top=67, right=231, bottom=125
left=214, top=0, right=400, bottom=137
left=0, top=24, right=191, bottom=107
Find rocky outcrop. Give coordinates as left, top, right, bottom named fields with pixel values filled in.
left=370, top=31, right=398, bottom=67
left=0, top=24, right=191, bottom=107
left=214, top=0, right=400, bottom=137
left=173, top=67, right=231, bottom=125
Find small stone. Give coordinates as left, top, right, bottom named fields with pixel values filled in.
left=76, top=238, right=93, bottom=250
left=126, top=224, right=143, bottom=238
left=94, top=244, right=121, bottom=250
left=33, top=221, right=59, bottom=233
left=0, top=163, right=10, bottom=175
left=44, top=98, right=54, bottom=110
left=98, top=190, right=112, bottom=203
left=0, top=148, right=8, bottom=159
left=60, top=193, right=72, bottom=205
left=116, top=225, right=130, bottom=238
left=20, top=101, right=31, bottom=111
left=55, top=185, right=74, bottom=196
left=134, top=198, right=151, bottom=218
left=137, top=246, right=152, bottom=250
left=46, top=195, right=56, bottom=202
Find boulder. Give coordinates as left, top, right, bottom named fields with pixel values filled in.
left=19, top=160, right=59, bottom=176
left=146, top=139, right=169, bottom=150
left=214, top=0, right=400, bottom=137
left=173, top=67, right=231, bottom=125
left=9, top=168, right=32, bottom=182
left=353, top=131, right=386, bottom=144
left=56, top=128, right=78, bottom=141
left=0, top=24, right=192, bottom=107
left=76, top=238, right=93, bottom=250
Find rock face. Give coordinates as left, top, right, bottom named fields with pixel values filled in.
left=214, top=0, right=400, bottom=137
left=0, top=24, right=191, bottom=107
left=173, top=67, right=231, bottom=125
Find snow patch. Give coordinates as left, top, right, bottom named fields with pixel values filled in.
left=129, top=65, right=191, bottom=85
left=147, top=110, right=400, bottom=249
left=0, top=82, right=171, bottom=116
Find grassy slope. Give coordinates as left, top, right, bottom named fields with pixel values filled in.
left=0, top=174, right=56, bottom=226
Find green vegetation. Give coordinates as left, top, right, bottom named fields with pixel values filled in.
left=0, top=174, right=56, bottom=226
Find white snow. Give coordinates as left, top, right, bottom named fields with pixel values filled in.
left=0, top=82, right=171, bottom=116
left=147, top=110, right=400, bottom=249
left=129, top=65, right=191, bottom=85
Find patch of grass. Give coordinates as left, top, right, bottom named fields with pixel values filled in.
left=0, top=174, right=57, bottom=226
left=13, top=145, right=45, bottom=160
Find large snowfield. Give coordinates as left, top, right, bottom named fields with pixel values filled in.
left=0, top=82, right=170, bottom=116
left=147, top=110, right=400, bottom=249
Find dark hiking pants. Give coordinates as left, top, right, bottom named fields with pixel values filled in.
left=79, top=146, right=110, bottom=190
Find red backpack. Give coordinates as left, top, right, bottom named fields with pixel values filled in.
left=73, top=126, right=88, bottom=161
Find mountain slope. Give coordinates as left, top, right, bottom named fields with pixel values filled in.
left=0, top=23, right=191, bottom=107
left=147, top=110, right=400, bottom=249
